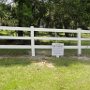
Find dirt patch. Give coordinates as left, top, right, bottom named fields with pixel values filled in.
left=78, top=56, right=90, bottom=60
left=34, top=60, right=55, bottom=68
left=73, top=56, right=90, bottom=61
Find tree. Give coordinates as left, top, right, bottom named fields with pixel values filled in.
left=13, top=0, right=33, bottom=36
left=0, top=2, right=11, bottom=26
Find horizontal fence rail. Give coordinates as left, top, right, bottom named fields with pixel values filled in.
left=0, top=26, right=30, bottom=31
left=0, top=45, right=31, bottom=49
left=0, top=36, right=31, bottom=40
left=34, top=37, right=78, bottom=40
left=0, top=26, right=90, bottom=56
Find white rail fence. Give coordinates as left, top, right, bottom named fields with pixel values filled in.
left=0, top=26, right=90, bottom=56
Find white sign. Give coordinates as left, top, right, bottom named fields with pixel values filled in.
left=52, top=43, right=64, bottom=57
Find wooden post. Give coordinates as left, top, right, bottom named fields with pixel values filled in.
left=77, top=28, right=81, bottom=56
left=31, top=26, right=35, bottom=56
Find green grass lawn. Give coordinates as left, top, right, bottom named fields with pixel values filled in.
left=0, top=57, right=90, bottom=90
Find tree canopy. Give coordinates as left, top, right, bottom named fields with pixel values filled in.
left=0, top=0, right=90, bottom=29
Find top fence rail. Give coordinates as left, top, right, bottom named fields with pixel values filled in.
left=0, top=26, right=30, bottom=31
left=0, top=26, right=90, bottom=33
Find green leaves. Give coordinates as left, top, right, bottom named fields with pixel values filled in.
left=0, top=0, right=90, bottom=28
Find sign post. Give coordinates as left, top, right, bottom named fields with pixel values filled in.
left=52, top=43, right=64, bottom=57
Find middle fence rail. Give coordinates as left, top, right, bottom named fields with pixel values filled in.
left=0, top=26, right=90, bottom=56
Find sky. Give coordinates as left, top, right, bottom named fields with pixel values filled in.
left=7, top=0, right=12, bottom=4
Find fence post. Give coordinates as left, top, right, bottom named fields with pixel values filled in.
left=77, top=28, right=82, bottom=56
left=31, top=26, right=35, bottom=56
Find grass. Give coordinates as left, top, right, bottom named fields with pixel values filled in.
left=0, top=49, right=90, bottom=57
left=0, top=57, right=90, bottom=90
left=1, top=29, right=90, bottom=89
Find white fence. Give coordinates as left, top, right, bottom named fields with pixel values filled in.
left=0, top=26, right=90, bottom=56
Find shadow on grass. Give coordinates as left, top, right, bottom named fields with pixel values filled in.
left=49, top=57, right=90, bottom=67
left=0, top=56, right=90, bottom=67
left=0, top=58, right=32, bottom=67
left=0, top=49, right=30, bottom=56
left=0, top=49, right=90, bottom=67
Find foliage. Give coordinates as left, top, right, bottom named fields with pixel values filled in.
left=0, top=0, right=90, bottom=28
